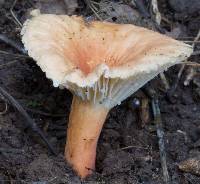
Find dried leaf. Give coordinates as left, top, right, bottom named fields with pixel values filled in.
left=179, top=157, right=200, bottom=175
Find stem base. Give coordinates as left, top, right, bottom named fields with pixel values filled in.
left=65, top=96, right=109, bottom=178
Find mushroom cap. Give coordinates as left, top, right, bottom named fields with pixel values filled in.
left=21, top=13, right=193, bottom=108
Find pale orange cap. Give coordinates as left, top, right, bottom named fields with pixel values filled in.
left=21, top=12, right=193, bottom=108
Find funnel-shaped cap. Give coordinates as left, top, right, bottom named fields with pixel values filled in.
left=22, top=13, right=193, bottom=108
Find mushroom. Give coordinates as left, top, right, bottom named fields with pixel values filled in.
left=21, top=13, right=193, bottom=178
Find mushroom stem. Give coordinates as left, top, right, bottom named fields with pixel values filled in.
left=65, top=96, right=109, bottom=178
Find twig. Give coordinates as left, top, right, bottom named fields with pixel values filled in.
left=0, top=50, right=28, bottom=58
left=184, top=67, right=196, bottom=86
left=26, top=107, right=66, bottom=118
left=165, top=61, right=200, bottom=95
left=159, top=72, right=170, bottom=90
left=178, top=61, right=200, bottom=67
left=166, top=66, right=183, bottom=102
left=88, top=0, right=98, bottom=11
left=10, top=0, right=22, bottom=28
left=169, top=29, right=200, bottom=97
left=183, top=40, right=200, bottom=44
left=0, top=60, right=21, bottom=69
left=191, top=30, right=200, bottom=48
left=0, top=34, right=26, bottom=54
left=159, top=73, right=170, bottom=92
left=0, top=86, right=57, bottom=155
left=84, top=0, right=102, bottom=20
left=144, top=86, right=170, bottom=183
left=120, top=145, right=149, bottom=150
left=139, top=97, right=150, bottom=127
left=161, top=16, right=172, bottom=25
left=151, top=98, right=170, bottom=184
left=0, top=147, right=24, bottom=154
left=149, top=0, right=170, bottom=90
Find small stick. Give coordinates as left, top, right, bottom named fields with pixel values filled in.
left=0, top=50, right=28, bottom=58
left=139, top=97, right=150, bottom=127
left=166, top=64, right=184, bottom=102
left=143, top=86, right=170, bottom=184
left=159, top=72, right=170, bottom=90
left=26, top=107, right=66, bottom=118
left=170, top=29, right=200, bottom=94
left=0, top=147, right=24, bottom=154
left=10, top=0, right=22, bottom=28
left=182, top=30, right=200, bottom=85
left=0, top=86, right=57, bottom=155
left=0, top=60, right=22, bottom=69
left=183, top=40, right=200, bottom=43
left=191, top=30, right=200, bottom=48
left=120, top=145, right=149, bottom=150
left=184, top=67, right=196, bottom=86
left=151, top=98, right=170, bottom=184
left=177, top=62, right=200, bottom=67
left=0, top=34, right=26, bottom=54
left=84, top=0, right=102, bottom=20
left=149, top=0, right=170, bottom=90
